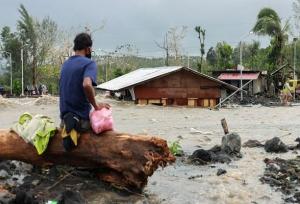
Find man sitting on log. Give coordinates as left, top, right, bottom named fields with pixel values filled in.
left=59, top=33, right=110, bottom=151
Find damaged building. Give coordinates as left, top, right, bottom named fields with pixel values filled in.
left=212, top=69, right=267, bottom=95
left=97, top=66, right=238, bottom=107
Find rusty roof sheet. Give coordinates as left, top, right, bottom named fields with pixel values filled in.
left=218, top=73, right=260, bottom=80
left=97, top=66, right=238, bottom=91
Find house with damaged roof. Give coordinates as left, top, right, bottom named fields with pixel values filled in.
left=97, top=66, right=238, bottom=108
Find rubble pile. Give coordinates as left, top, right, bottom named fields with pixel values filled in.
left=264, top=137, right=289, bottom=153
left=34, top=95, right=59, bottom=106
left=261, top=157, right=300, bottom=203
left=0, top=96, right=15, bottom=108
left=0, top=160, right=90, bottom=203
left=188, top=132, right=242, bottom=165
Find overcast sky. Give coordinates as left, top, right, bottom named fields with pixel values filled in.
left=0, top=0, right=295, bottom=56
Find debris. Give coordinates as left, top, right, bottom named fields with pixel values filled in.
left=0, top=187, right=15, bottom=203
left=264, top=137, right=288, bottom=153
left=289, top=138, right=300, bottom=150
left=189, top=145, right=234, bottom=165
left=57, top=190, right=85, bottom=204
left=150, top=118, right=157, bottom=123
left=34, top=95, right=58, bottom=106
left=189, top=128, right=213, bottom=135
left=31, top=179, right=40, bottom=186
left=221, top=118, right=229, bottom=134
left=0, top=170, right=9, bottom=179
left=188, top=175, right=203, bottom=180
left=0, top=129, right=175, bottom=190
left=261, top=157, right=300, bottom=203
left=243, top=140, right=264, bottom=148
left=217, top=169, right=227, bottom=176
left=189, top=149, right=212, bottom=165
left=0, top=96, right=15, bottom=108
left=221, top=132, right=241, bottom=155
left=14, top=190, right=38, bottom=204
left=189, top=132, right=242, bottom=166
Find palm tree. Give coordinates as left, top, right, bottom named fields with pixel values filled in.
left=195, top=26, right=206, bottom=72
left=17, top=4, right=38, bottom=86
left=252, top=8, right=289, bottom=70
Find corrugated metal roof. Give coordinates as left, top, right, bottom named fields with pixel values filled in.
left=97, top=66, right=238, bottom=91
left=218, top=73, right=260, bottom=80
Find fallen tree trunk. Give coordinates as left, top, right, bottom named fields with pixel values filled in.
left=0, top=129, right=175, bottom=190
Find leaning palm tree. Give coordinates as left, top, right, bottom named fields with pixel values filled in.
left=252, top=8, right=289, bottom=70
left=17, top=4, right=38, bottom=86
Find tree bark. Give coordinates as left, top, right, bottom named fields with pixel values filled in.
left=0, top=129, right=175, bottom=190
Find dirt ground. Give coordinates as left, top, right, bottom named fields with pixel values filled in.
left=1, top=95, right=300, bottom=204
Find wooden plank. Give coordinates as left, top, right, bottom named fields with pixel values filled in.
left=161, top=98, right=168, bottom=106
left=203, top=99, right=209, bottom=107
left=148, top=99, right=161, bottom=104
left=210, top=99, right=216, bottom=107
left=221, top=118, right=229, bottom=134
left=138, top=99, right=148, bottom=105
left=188, top=98, right=197, bottom=107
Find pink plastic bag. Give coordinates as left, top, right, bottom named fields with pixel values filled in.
left=90, top=108, right=114, bottom=134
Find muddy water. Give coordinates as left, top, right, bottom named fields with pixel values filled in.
left=1, top=97, right=300, bottom=203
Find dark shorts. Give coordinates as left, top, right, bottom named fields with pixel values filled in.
left=60, top=119, right=91, bottom=133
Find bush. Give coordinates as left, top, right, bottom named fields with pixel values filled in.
left=168, top=140, right=183, bottom=156
left=13, top=79, right=21, bottom=96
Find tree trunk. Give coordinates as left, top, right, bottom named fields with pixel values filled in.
left=0, top=129, right=175, bottom=190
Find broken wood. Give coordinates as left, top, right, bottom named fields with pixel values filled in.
left=0, top=129, right=175, bottom=190
left=221, top=118, right=229, bottom=134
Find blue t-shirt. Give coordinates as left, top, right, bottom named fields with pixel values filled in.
left=59, top=55, right=97, bottom=120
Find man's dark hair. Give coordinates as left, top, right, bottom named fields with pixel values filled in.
left=73, top=33, right=93, bottom=51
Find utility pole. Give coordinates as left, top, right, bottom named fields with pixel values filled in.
left=21, top=48, right=24, bottom=96
left=9, top=53, right=12, bottom=95
left=294, top=38, right=298, bottom=100
left=239, top=41, right=243, bottom=101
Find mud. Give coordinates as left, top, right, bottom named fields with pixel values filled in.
left=1, top=96, right=300, bottom=203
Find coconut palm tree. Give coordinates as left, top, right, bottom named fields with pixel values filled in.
left=17, top=4, right=38, bottom=86
left=252, top=8, right=289, bottom=70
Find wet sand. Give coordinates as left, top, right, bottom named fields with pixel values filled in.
left=1, top=96, right=300, bottom=204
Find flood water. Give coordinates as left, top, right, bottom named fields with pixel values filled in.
left=1, top=96, right=300, bottom=203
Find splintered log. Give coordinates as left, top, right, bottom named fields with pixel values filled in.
left=0, top=129, right=175, bottom=190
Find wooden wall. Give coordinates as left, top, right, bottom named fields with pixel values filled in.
left=134, top=69, right=222, bottom=106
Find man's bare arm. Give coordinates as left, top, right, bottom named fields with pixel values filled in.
left=83, top=77, right=110, bottom=110
left=83, top=77, right=97, bottom=109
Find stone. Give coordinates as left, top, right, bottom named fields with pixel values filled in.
left=217, top=169, right=227, bottom=176
left=221, top=133, right=241, bottom=154
left=0, top=188, right=15, bottom=204
left=243, top=140, right=264, bottom=148
left=31, top=179, right=40, bottom=186
left=0, top=170, right=9, bottom=179
left=211, top=153, right=232, bottom=164
left=189, top=149, right=212, bottom=165
left=14, top=190, right=38, bottom=204
left=264, top=137, right=288, bottom=153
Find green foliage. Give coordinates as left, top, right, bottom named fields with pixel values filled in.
left=195, top=26, right=206, bottom=72
left=206, top=47, right=217, bottom=67
left=216, top=42, right=233, bottom=69
left=13, top=79, right=21, bottom=95
left=113, top=68, right=125, bottom=78
left=253, top=7, right=289, bottom=71
left=17, top=4, right=58, bottom=86
left=38, top=65, right=60, bottom=95
left=1, top=26, right=22, bottom=80
left=168, top=140, right=183, bottom=156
